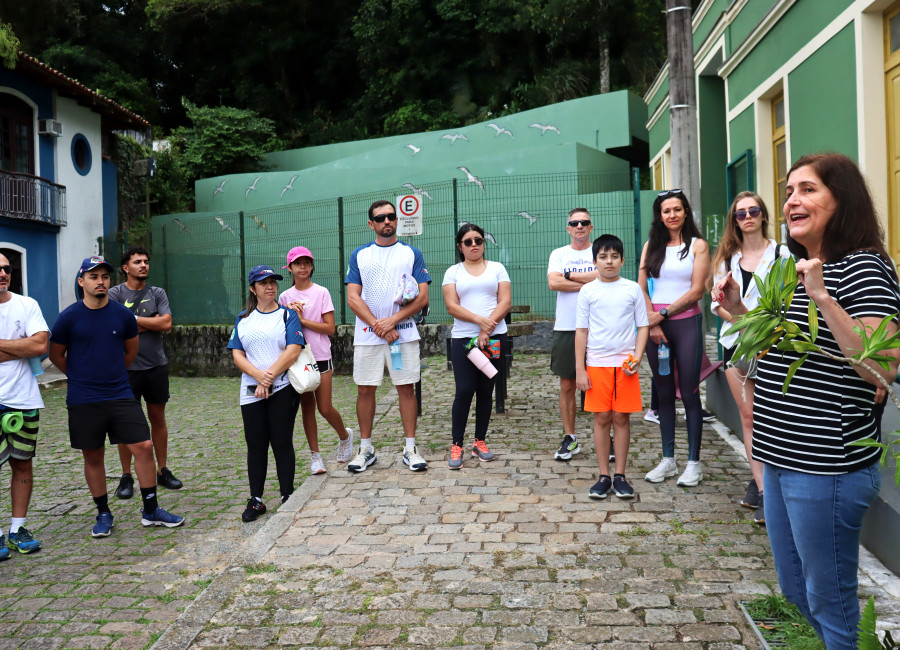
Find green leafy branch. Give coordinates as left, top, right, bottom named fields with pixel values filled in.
left=723, top=257, right=900, bottom=486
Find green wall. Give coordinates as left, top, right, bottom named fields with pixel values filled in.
left=728, top=105, right=756, bottom=161
left=787, top=24, right=858, bottom=161
left=698, top=75, right=728, bottom=218
left=693, top=0, right=734, bottom=52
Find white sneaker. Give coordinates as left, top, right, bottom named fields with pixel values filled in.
left=310, top=452, right=326, bottom=475
left=348, top=445, right=377, bottom=473
left=337, top=428, right=354, bottom=463
left=643, top=409, right=659, bottom=424
left=402, top=445, right=428, bottom=472
left=645, top=457, right=677, bottom=483
left=677, top=460, right=703, bottom=486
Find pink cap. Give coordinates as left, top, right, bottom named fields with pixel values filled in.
left=283, top=246, right=314, bottom=268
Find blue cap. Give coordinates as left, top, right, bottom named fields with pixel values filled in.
left=78, top=256, right=114, bottom=277
left=248, top=265, right=283, bottom=285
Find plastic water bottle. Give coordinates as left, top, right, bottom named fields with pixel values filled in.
left=658, top=342, right=670, bottom=376
left=390, top=341, right=403, bottom=370
left=28, top=357, right=44, bottom=377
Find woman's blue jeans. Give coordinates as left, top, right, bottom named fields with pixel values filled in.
left=763, top=462, right=881, bottom=650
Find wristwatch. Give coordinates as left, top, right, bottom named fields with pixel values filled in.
left=660, top=308, right=670, bottom=319
left=564, top=271, right=571, bottom=280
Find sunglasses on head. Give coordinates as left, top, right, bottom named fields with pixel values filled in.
left=461, top=237, right=484, bottom=247
left=735, top=206, right=762, bottom=221
left=370, top=213, right=397, bottom=223
left=0, top=265, right=11, bottom=275
left=657, top=189, right=684, bottom=198
left=568, top=219, right=592, bottom=227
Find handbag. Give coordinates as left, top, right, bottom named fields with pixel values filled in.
left=288, top=346, right=321, bottom=394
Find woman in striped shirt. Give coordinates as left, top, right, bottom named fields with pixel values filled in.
left=715, top=153, right=900, bottom=649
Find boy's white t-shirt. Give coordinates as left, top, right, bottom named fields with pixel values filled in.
left=547, top=245, right=595, bottom=331
left=442, top=261, right=510, bottom=338
left=575, top=277, right=649, bottom=367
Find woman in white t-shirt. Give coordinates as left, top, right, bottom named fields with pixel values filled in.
left=279, top=246, right=353, bottom=476
left=442, top=224, right=511, bottom=470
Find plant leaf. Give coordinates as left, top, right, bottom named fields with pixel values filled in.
left=808, top=298, right=818, bottom=342
left=782, top=353, right=809, bottom=394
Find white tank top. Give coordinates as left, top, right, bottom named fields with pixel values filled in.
left=651, top=238, right=695, bottom=304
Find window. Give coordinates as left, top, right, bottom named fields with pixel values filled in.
left=0, top=94, right=34, bottom=175
left=71, top=133, right=92, bottom=176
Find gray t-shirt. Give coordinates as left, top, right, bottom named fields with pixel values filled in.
left=108, top=284, right=171, bottom=371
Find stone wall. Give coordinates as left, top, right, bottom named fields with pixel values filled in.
left=163, top=320, right=556, bottom=377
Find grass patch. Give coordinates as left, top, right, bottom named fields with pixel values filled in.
left=743, top=594, right=825, bottom=649
left=617, top=526, right=651, bottom=537
left=244, top=562, right=277, bottom=575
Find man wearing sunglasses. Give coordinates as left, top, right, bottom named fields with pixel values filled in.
left=547, top=208, right=597, bottom=460
left=0, top=254, right=49, bottom=557
left=345, top=200, right=431, bottom=473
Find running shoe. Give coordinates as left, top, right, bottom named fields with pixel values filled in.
left=0, top=537, right=8, bottom=560
left=337, top=428, right=354, bottom=463
left=754, top=494, right=766, bottom=525
left=348, top=446, right=377, bottom=473
left=402, top=445, right=428, bottom=472
left=471, top=439, right=494, bottom=461
left=92, top=512, right=114, bottom=538
left=740, top=479, right=760, bottom=508
left=115, top=473, right=134, bottom=499
left=676, top=460, right=703, bottom=487
left=701, top=409, right=716, bottom=422
left=7, top=527, right=41, bottom=553
left=141, top=506, right=185, bottom=528
left=448, top=444, right=464, bottom=470
left=643, top=409, right=659, bottom=424
left=613, top=474, right=635, bottom=499
left=310, top=452, right=326, bottom=475
left=157, top=467, right=183, bottom=490
left=588, top=475, right=612, bottom=499
left=242, top=498, right=266, bottom=522
left=554, top=434, right=580, bottom=460
left=645, top=457, right=677, bottom=483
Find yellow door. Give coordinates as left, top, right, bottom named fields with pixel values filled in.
left=885, top=2, right=900, bottom=264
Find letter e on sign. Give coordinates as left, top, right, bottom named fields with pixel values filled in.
left=396, top=194, right=423, bottom=236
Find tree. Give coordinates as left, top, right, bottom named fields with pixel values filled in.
left=0, top=21, right=20, bottom=69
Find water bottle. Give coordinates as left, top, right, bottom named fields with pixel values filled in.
left=28, top=356, right=44, bottom=377
left=658, top=342, right=670, bottom=376
left=390, top=341, right=403, bottom=370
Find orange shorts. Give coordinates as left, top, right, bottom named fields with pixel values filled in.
left=583, top=366, right=643, bottom=413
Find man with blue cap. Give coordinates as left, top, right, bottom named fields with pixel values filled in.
left=49, top=257, right=184, bottom=538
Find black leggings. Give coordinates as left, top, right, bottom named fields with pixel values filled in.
left=646, top=314, right=703, bottom=461
left=240, top=385, right=299, bottom=499
left=450, top=334, right=507, bottom=446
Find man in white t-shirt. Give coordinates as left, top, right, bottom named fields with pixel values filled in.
left=0, top=254, right=49, bottom=557
left=345, top=200, right=431, bottom=473
left=547, top=208, right=596, bottom=461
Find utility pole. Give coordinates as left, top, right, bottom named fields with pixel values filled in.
left=666, top=0, right=702, bottom=229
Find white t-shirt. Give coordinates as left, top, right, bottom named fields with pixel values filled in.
left=547, top=245, right=596, bottom=331
left=0, top=293, right=49, bottom=410
left=650, top=238, right=696, bottom=304
left=442, top=261, right=511, bottom=338
left=575, top=278, right=649, bottom=367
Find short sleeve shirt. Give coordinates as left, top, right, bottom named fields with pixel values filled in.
left=547, top=245, right=595, bottom=331
left=49, top=300, right=139, bottom=406
left=442, top=261, right=510, bottom=338
left=345, top=240, right=431, bottom=345
left=0, top=293, right=49, bottom=410
left=108, top=284, right=171, bottom=371
left=278, top=284, right=334, bottom=362
left=575, top=278, right=649, bottom=367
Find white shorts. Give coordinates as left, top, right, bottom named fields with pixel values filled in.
left=353, top=341, right=421, bottom=386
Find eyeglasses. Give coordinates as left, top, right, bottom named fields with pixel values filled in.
left=568, top=219, right=592, bottom=227
left=657, top=189, right=684, bottom=197
left=0, top=265, right=11, bottom=275
left=370, top=213, right=397, bottom=223
left=735, top=206, right=762, bottom=221
left=461, top=237, right=484, bottom=247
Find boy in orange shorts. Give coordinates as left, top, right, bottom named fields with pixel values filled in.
left=575, top=235, right=649, bottom=499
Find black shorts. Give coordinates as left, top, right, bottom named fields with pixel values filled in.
left=67, top=399, right=151, bottom=450
left=550, top=330, right=577, bottom=379
left=315, top=358, right=334, bottom=373
left=128, top=364, right=170, bottom=404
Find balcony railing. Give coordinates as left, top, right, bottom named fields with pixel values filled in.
left=0, top=169, right=67, bottom=227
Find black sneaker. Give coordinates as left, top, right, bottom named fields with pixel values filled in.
left=588, top=475, right=612, bottom=499
left=554, top=434, right=580, bottom=460
left=115, top=473, right=134, bottom=499
left=740, top=479, right=760, bottom=508
left=702, top=409, right=716, bottom=422
left=242, top=498, right=266, bottom=522
left=157, top=467, right=183, bottom=490
left=613, top=474, right=635, bottom=499
left=754, top=494, right=765, bottom=525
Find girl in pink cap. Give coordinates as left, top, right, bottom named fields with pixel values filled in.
left=279, top=246, right=353, bottom=474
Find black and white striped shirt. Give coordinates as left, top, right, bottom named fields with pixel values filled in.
left=753, top=251, right=900, bottom=475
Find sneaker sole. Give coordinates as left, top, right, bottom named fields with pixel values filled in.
left=554, top=445, right=580, bottom=460
left=115, top=491, right=133, bottom=499
left=141, top=518, right=185, bottom=528
left=739, top=501, right=759, bottom=509
left=348, top=456, right=376, bottom=473
left=402, top=457, right=428, bottom=471
left=8, top=544, right=41, bottom=554
left=0, top=552, right=9, bottom=560
left=588, top=491, right=610, bottom=500
left=676, top=475, right=703, bottom=487
left=91, top=528, right=113, bottom=538
left=644, top=470, right=677, bottom=483
left=471, top=453, right=494, bottom=462
left=448, top=462, right=463, bottom=470
left=614, top=491, right=635, bottom=499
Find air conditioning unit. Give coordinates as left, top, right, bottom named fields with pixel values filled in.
left=38, top=119, right=63, bottom=137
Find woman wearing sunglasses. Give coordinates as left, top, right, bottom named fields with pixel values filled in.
left=638, top=189, right=710, bottom=486
left=708, top=192, right=790, bottom=523
left=442, top=224, right=511, bottom=469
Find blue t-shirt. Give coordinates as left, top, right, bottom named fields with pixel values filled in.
left=50, top=300, right=139, bottom=405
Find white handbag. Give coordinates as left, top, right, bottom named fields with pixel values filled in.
left=288, top=346, right=321, bottom=394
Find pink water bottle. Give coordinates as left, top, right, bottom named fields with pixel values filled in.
left=467, top=347, right=498, bottom=378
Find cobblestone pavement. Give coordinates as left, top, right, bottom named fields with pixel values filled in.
left=2, top=354, right=898, bottom=649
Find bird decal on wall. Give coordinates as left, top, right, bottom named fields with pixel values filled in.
left=486, top=124, right=514, bottom=138
left=457, top=167, right=485, bottom=193
left=245, top=177, right=262, bottom=198
left=516, top=211, right=538, bottom=226
left=214, top=216, right=237, bottom=238
left=252, top=215, right=269, bottom=233
left=402, top=183, right=433, bottom=201
left=405, top=144, right=421, bottom=156
left=460, top=221, right=498, bottom=246
left=172, top=218, right=192, bottom=235
left=213, top=179, right=228, bottom=198
left=529, top=123, right=560, bottom=136
left=280, top=175, right=298, bottom=199
left=440, top=134, right=468, bottom=144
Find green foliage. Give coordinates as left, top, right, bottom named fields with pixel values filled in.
left=858, top=596, right=898, bottom=649
left=0, top=21, right=20, bottom=69
left=744, top=595, right=825, bottom=649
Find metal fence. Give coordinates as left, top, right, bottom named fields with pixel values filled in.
left=149, top=170, right=642, bottom=326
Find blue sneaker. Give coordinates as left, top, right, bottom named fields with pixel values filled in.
left=0, top=536, right=9, bottom=560
left=92, top=512, right=114, bottom=538
left=141, top=507, right=185, bottom=528
left=8, top=527, right=41, bottom=553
